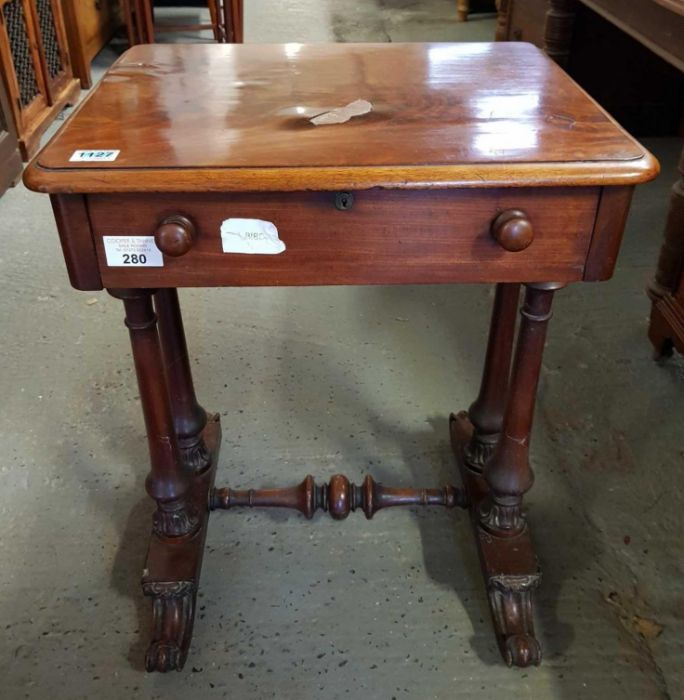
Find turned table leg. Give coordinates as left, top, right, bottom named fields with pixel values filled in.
left=109, top=288, right=222, bottom=672
left=451, top=282, right=563, bottom=667
left=109, top=288, right=198, bottom=538
left=481, top=283, right=559, bottom=536
left=464, top=283, right=520, bottom=473
left=155, top=288, right=210, bottom=473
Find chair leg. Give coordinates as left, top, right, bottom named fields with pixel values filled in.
left=122, top=0, right=136, bottom=46
left=457, top=0, right=469, bottom=22
left=207, top=0, right=222, bottom=42
left=232, top=0, right=244, bottom=42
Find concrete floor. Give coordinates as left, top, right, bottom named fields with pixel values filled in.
left=1, top=1, right=683, bottom=698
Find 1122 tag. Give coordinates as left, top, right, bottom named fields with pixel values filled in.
left=103, top=236, right=164, bottom=267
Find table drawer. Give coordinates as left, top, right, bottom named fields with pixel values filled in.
left=87, top=188, right=600, bottom=287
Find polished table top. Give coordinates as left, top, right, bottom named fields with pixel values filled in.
left=25, top=42, right=657, bottom=193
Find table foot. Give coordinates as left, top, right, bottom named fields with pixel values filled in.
left=450, top=411, right=542, bottom=667
left=143, top=580, right=195, bottom=672
left=489, top=576, right=541, bottom=667
left=141, top=414, right=222, bottom=672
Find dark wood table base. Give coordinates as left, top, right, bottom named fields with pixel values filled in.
left=450, top=412, right=541, bottom=668
left=142, top=414, right=221, bottom=672
left=110, top=281, right=555, bottom=671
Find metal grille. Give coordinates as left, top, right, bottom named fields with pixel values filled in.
left=3, top=0, right=40, bottom=106
left=36, top=0, right=63, bottom=79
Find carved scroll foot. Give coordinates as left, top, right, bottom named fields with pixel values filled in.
left=141, top=414, right=221, bottom=672
left=143, top=581, right=195, bottom=672
left=489, top=573, right=542, bottom=667
left=450, top=411, right=543, bottom=668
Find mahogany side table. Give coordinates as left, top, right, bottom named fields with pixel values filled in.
left=24, top=42, right=658, bottom=672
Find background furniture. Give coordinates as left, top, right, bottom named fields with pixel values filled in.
left=61, top=0, right=122, bottom=89
left=0, top=0, right=80, bottom=159
left=123, top=0, right=242, bottom=45
left=457, top=0, right=498, bottom=22
left=648, top=150, right=684, bottom=357
left=0, top=64, right=21, bottom=197
left=24, top=42, right=657, bottom=673
left=496, top=0, right=683, bottom=77
left=495, top=0, right=684, bottom=357
left=457, top=0, right=469, bottom=21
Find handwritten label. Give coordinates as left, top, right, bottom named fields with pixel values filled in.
left=70, top=149, right=120, bottom=162
left=220, top=219, right=286, bottom=255
left=103, top=236, right=164, bottom=267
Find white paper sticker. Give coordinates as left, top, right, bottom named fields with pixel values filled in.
left=103, top=236, right=164, bottom=267
left=310, top=99, right=372, bottom=126
left=220, top=219, right=286, bottom=255
left=70, top=149, right=120, bottom=162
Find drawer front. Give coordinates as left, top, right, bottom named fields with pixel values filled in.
left=87, top=188, right=600, bottom=287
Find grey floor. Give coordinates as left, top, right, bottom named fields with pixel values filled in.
left=1, top=1, right=683, bottom=699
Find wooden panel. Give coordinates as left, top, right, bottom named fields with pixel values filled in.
left=32, top=0, right=73, bottom=102
left=62, top=0, right=121, bottom=89
left=0, top=0, right=79, bottom=160
left=51, top=193, right=103, bottom=289
left=87, top=187, right=600, bottom=287
left=24, top=42, right=658, bottom=193
left=583, top=186, right=633, bottom=281
left=0, top=0, right=50, bottom=132
left=505, top=0, right=547, bottom=46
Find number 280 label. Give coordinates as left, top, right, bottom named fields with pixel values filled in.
left=103, top=236, right=164, bottom=267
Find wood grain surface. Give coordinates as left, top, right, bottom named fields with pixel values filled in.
left=24, top=42, right=658, bottom=193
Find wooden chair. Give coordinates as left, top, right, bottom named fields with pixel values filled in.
left=223, top=0, right=243, bottom=43
left=123, top=0, right=243, bottom=45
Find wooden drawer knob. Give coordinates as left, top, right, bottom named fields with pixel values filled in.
left=154, top=215, right=196, bottom=257
left=491, top=209, right=534, bottom=252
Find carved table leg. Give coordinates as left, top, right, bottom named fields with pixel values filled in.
left=155, top=288, right=211, bottom=473
left=647, top=147, right=684, bottom=358
left=109, top=288, right=222, bottom=672
left=451, top=282, right=563, bottom=667
left=464, top=283, right=520, bottom=473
